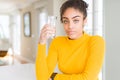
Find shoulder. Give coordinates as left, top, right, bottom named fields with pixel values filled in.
left=50, top=36, right=67, bottom=45
left=84, top=32, right=105, bottom=43
left=89, top=35, right=105, bottom=47
left=54, top=36, right=66, bottom=40
left=90, top=35, right=105, bottom=42
left=52, top=36, right=67, bottom=42
left=49, top=36, right=67, bottom=49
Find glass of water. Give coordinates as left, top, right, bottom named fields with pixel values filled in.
left=47, top=16, right=57, bottom=39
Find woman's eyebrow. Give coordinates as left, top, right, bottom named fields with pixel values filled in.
left=62, top=17, right=68, bottom=19
left=62, top=16, right=81, bottom=19
left=72, top=16, right=81, bottom=19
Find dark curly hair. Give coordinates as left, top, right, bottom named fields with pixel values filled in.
left=60, top=0, right=88, bottom=22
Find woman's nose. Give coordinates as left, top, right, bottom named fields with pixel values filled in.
left=68, top=21, right=74, bottom=29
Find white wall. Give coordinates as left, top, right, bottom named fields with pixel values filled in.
left=21, top=5, right=38, bottom=62
left=104, top=0, right=120, bottom=80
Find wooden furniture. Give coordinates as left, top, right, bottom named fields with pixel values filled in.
left=0, top=51, right=7, bottom=57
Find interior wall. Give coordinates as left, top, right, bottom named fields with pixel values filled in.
left=20, top=5, right=39, bottom=62
left=18, top=0, right=68, bottom=62
left=104, top=0, right=120, bottom=80
left=20, top=0, right=66, bottom=62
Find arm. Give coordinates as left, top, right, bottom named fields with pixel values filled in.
left=36, top=40, right=58, bottom=80
left=35, top=25, right=57, bottom=80
left=54, top=36, right=105, bottom=80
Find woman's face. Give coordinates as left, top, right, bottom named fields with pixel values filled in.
left=62, top=8, right=87, bottom=39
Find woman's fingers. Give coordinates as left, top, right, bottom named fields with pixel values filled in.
left=38, top=24, right=56, bottom=44
left=41, top=24, right=55, bottom=34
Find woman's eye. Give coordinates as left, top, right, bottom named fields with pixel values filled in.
left=73, top=20, right=79, bottom=23
left=63, top=20, right=69, bottom=24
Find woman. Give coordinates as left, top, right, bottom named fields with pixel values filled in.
left=36, top=0, right=105, bottom=80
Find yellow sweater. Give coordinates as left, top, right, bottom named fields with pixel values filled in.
left=36, top=33, right=105, bottom=80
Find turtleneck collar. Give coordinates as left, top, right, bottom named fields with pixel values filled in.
left=66, top=32, right=89, bottom=45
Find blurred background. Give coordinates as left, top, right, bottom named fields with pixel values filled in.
left=0, top=0, right=120, bottom=80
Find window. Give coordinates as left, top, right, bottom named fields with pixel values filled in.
left=84, top=0, right=103, bottom=36
left=0, top=15, right=9, bottom=39
left=84, top=0, right=93, bottom=35
left=13, top=15, right=21, bottom=54
left=10, top=14, right=21, bottom=55
left=39, top=8, right=48, bottom=32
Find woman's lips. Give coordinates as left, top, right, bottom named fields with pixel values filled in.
left=68, top=31, right=75, bottom=35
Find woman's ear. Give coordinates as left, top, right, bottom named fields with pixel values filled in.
left=83, top=17, right=87, bottom=25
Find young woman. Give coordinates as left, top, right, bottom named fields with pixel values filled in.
left=36, top=0, right=105, bottom=80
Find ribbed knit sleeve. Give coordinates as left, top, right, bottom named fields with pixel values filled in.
left=36, top=39, right=58, bottom=80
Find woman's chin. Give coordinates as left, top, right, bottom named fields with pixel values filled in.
left=68, top=35, right=76, bottom=40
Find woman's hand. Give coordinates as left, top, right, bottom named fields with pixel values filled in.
left=38, top=24, right=55, bottom=45
left=48, top=78, right=52, bottom=80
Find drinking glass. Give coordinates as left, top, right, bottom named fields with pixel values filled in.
left=47, top=16, right=57, bottom=39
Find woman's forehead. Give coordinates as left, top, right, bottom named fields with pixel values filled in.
left=62, top=8, right=84, bottom=19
